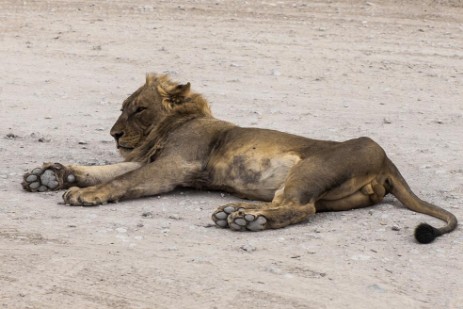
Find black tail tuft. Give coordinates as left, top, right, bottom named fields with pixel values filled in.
left=414, top=223, right=440, bottom=244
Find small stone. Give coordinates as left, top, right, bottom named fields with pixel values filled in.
left=116, top=227, right=127, bottom=233
left=391, top=225, right=400, bottom=231
left=38, top=137, right=50, bottom=143
left=240, top=244, right=257, bottom=252
left=142, top=211, right=153, bottom=218
left=383, top=118, right=392, bottom=124
left=5, top=133, right=18, bottom=139
left=368, top=284, right=386, bottom=293
left=168, top=214, right=181, bottom=220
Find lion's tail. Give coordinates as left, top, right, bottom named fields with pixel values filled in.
left=386, top=159, right=457, bottom=244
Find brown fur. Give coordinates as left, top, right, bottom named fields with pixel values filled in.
left=22, top=73, right=457, bottom=243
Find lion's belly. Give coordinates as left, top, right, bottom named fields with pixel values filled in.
left=209, top=153, right=301, bottom=201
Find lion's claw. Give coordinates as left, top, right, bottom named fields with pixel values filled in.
left=62, top=186, right=109, bottom=206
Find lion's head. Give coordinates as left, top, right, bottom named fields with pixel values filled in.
left=110, top=73, right=212, bottom=160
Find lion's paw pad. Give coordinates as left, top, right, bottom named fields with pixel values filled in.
left=22, top=166, right=74, bottom=192
left=212, top=205, right=246, bottom=228
left=228, top=213, right=267, bottom=231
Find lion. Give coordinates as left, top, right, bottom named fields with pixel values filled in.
left=22, top=73, right=457, bottom=244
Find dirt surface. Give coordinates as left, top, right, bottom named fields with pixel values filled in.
left=1, top=1, right=462, bottom=308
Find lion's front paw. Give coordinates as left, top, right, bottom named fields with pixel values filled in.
left=22, top=163, right=76, bottom=192
left=62, top=186, right=110, bottom=206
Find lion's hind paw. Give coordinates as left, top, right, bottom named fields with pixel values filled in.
left=228, top=211, right=268, bottom=231
left=212, top=203, right=267, bottom=231
left=212, top=204, right=243, bottom=228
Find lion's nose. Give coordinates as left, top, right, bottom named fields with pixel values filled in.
left=111, top=130, right=124, bottom=141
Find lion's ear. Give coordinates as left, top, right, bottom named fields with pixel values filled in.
left=172, top=82, right=191, bottom=96
left=159, top=82, right=192, bottom=110
left=146, top=73, right=157, bottom=86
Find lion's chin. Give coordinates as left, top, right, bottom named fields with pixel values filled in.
left=117, top=147, right=133, bottom=159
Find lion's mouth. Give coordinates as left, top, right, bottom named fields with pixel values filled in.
left=117, top=144, right=134, bottom=151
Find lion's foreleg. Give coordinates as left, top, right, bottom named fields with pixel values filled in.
left=62, top=158, right=201, bottom=206
left=22, top=162, right=142, bottom=192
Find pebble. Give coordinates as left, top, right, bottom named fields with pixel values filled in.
left=142, top=211, right=153, bottom=218
left=168, top=214, right=181, bottom=220
left=116, top=227, right=127, bottom=233
left=368, top=284, right=386, bottom=293
left=5, top=133, right=18, bottom=139
left=240, top=244, right=257, bottom=252
left=351, top=254, right=371, bottom=261
left=391, top=225, right=400, bottom=231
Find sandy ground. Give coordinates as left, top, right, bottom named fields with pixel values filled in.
left=1, top=0, right=462, bottom=308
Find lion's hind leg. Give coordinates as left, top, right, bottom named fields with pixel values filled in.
left=316, top=180, right=387, bottom=212
left=225, top=202, right=316, bottom=231
left=219, top=180, right=387, bottom=232
left=212, top=185, right=317, bottom=231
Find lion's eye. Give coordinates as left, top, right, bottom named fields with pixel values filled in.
left=135, top=107, right=147, bottom=114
